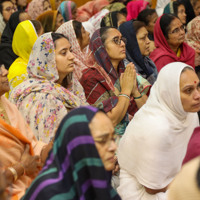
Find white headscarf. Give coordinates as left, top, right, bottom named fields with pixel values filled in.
left=118, top=62, right=199, bottom=190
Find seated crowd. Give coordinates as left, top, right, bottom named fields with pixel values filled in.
left=0, top=0, right=200, bottom=199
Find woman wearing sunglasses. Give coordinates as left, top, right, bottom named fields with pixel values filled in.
left=150, top=14, right=195, bottom=72
left=80, top=27, right=151, bottom=138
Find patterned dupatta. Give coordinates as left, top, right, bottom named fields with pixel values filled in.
left=22, top=106, right=121, bottom=200
left=89, top=28, right=125, bottom=90
left=10, top=32, right=86, bottom=108
left=56, top=20, right=89, bottom=80
left=9, top=33, right=87, bottom=142
left=58, top=1, right=76, bottom=22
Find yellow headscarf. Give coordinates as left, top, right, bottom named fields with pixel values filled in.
left=7, top=20, right=38, bottom=97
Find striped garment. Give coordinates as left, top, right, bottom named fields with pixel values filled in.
left=22, top=106, right=121, bottom=200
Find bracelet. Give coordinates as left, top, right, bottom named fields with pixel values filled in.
left=8, top=167, right=18, bottom=182
left=119, top=93, right=130, bottom=100
left=18, top=163, right=25, bottom=176
left=133, top=94, right=142, bottom=99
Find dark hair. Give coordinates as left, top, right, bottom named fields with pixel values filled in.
left=137, top=9, right=156, bottom=25
left=132, top=20, right=146, bottom=34
left=100, top=26, right=116, bottom=45
left=160, top=14, right=177, bottom=39
left=30, top=20, right=43, bottom=35
left=119, top=7, right=127, bottom=16
left=181, top=66, right=194, bottom=74
left=0, top=0, right=12, bottom=13
left=173, top=1, right=185, bottom=16
left=72, top=20, right=82, bottom=40
left=51, top=32, right=69, bottom=47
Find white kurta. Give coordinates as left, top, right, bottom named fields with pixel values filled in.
left=117, top=62, right=199, bottom=200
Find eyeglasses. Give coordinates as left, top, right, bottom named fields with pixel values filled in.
left=169, top=24, right=185, bottom=34
left=3, top=6, right=16, bottom=12
left=93, top=134, right=117, bottom=147
left=111, top=36, right=127, bottom=45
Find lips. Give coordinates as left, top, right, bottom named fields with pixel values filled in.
left=193, top=102, right=200, bottom=108
left=107, top=154, right=115, bottom=162
left=121, top=49, right=126, bottom=53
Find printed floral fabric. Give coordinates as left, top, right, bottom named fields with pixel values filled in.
left=185, top=16, right=200, bottom=66
left=27, top=0, right=52, bottom=19
left=9, top=32, right=88, bottom=143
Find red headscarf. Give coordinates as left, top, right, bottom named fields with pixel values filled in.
left=150, top=15, right=195, bottom=72
left=126, top=0, right=149, bottom=21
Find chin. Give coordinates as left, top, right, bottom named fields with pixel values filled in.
left=185, top=107, right=200, bottom=113
left=105, top=163, right=115, bottom=171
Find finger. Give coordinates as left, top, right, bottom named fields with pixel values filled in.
left=33, top=155, right=40, bottom=161
left=36, top=162, right=43, bottom=168
left=24, top=144, right=30, bottom=154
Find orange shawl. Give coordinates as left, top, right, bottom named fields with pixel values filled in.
left=0, top=96, right=45, bottom=200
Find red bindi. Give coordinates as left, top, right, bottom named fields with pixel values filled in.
left=194, top=81, right=197, bottom=84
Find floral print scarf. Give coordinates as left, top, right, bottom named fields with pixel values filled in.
left=9, top=32, right=87, bottom=143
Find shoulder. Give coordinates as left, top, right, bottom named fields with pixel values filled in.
left=80, top=67, right=105, bottom=85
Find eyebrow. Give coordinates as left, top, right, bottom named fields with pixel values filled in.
left=95, top=133, right=110, bottom=138
left=59, top=47, right=70, bottom=52
left=182, top=82, right=200, bottom=90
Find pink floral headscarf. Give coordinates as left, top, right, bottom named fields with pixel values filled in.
left=27, top=0, right=52, bottom=20
left=9, top=32, right=87, bottom=143
left=185, top=16, right=200, bottom=66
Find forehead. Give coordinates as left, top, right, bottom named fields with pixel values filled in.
left=55, top=37, right=70, bottom=50
left=178, top=4, right=185, bottom=10
left=106, top=28, right=122, bottom=39
left=180, top=69, right=199, bottom=88
left=137, top=26, right=148, bottom=36
left=2, top=1, right=13, bottom=7
left=149, top=12, right=158, bottom=23
left=169, top=18, right=182, bottom=30
left=117, top=13, right=126, bottom=20
left=89, top=112, right=114, bottom=137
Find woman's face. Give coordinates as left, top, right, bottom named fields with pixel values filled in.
left=177, top=4, right=186, bottom=24
left=2, top=1, right=15, bottom=22
left=0, top=65, right=9, bottom=96
left=104, top=28, right=126, bottom=62
left=193, top=1, right=200, bottom=16
left=117, top=13, right=126, bottom=27
left=78, top=25, right=90, bottom=50
left=146, top=12, right=158, bottom=33
left=43, top=0, right=51, bottom=11
left=55, top=0, right=61, bottom=9
left=55, top=13, right=64, bottom=31
left=55, top=37, right=75, bottom=83
left=167, top=18, right=185, bottom=49
left=19, top=12, right=31, bottom=22
left=180, top=69, right=200, bottom=112
left=136, top=26, right=150, bottom=56
left=89, top=112, right=117, bottom=171
left=72, top=7, right=77, bottom=20
left=37, top=26, right=44, bottom=37
left=17, top=0, right=27, bottom=7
